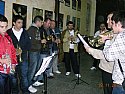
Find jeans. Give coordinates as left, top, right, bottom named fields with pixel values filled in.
left=64, top=49, right=79, bottom=74
left=112, top=85, right=125, bottom=94
left=18, top=61, right=29, bottom=93
left=28, top=51, right=43, bottom=85
left=0, top=73, right=18, bottom=94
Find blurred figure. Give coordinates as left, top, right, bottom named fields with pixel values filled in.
left=62, top=21, right=81, bottom=78
left=0, top=14, right=18, bottom=94
left=27, top=16, right=43, bottom=93
left=49, top=20, right=61, bottom=76
left=90, top=23, right=108, bottom=70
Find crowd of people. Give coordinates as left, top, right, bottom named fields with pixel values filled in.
left=0, top=14, right=80, bottom=94
left=1, top=10, right=125, bottom=94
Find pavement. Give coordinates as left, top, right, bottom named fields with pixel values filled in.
left=35, top=51, right=103, bottom=94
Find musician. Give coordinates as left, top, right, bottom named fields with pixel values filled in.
left=62, top=21, right=81, bottom=78
left=40, top=18, right=54, bottom=78
left=7, top=15, right=31, bottom=94
left=90, top=23, right=108, bottom=70
left=49, top=20, right=61, bottom=76
left=84, top=12, right=116, bottom=94
left=27, top=16, right=43, bottom=93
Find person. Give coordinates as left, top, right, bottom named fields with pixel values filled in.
left=27, top=16, right=43, bottom=93
left=101, top=11, right=125, bottom=94
left=40, top=18, right=54, bottom=78
left=62, top=21, right=81, bottom=78
left=0, top=14, right=18, bottom=94
left=49, top=20, right=61, bottom=76
left=84, top=12, right=116, bottom=94
left=7, top=15, right=31, bottom=94
left=90, top=23, right=108, bottom=70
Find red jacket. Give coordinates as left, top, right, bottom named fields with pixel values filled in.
left=0, top=33, right=17, bottom=74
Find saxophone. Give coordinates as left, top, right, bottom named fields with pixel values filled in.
left=88, top=31, right=113, bottom=48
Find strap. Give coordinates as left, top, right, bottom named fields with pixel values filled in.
left=118, top=59, right=124, bottom=76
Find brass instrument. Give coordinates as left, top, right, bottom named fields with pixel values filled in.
left=88, top=31, right=113, bottom=48
left=16, top=45, right=22, bottom=62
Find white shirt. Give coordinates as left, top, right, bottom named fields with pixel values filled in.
left=69, top=30, right=80, bottom=49
left=12, top=27, right=23, bottom=41
left=103, top=30, right=125, bottom=85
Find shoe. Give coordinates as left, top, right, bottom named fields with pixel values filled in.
left=53, top=71, right=61, bottom=74
left=49, top=73, right=54, bottom=76
left=75, top=74, right=81, bottom=78
left=66, top=72, right=71, bottom=76
left=32, top=81, right=44, bottom=87
left=28, top=85, right=37, bottom=93
left=90, top=67, right=96, bottom=70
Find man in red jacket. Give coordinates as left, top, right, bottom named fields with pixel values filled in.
left=0, top=14, right=18, bottom=94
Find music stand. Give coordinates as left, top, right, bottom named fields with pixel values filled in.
left=35, top=53, right=56, bottom=94
left=72, top=35, right=89, bottom=89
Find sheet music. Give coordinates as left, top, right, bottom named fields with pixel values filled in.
left=35, top=53, right=55, bottom=76
left=77, top=34, right=90, bottom=47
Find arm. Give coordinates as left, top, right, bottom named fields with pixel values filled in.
left=103, top=32, right=125, bottom=62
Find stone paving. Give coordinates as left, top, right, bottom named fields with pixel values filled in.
left=35, top=52, right=103, bottom=94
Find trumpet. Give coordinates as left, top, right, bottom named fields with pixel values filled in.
left=16, top=45, right=23, bottom=62
left=88, top=31, right=113, bottom=48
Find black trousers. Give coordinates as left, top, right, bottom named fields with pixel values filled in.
left=64, top=49, right=79, bottom=74
left=101, top=70, right=113, bottom=94
left=92, top=58, right=100, bottom=68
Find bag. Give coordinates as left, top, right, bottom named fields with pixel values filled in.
left=118, top=59, right=125, bottom=90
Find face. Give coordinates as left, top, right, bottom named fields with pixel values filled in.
left=100, top=24, right=106, bottom=31
left=50, top=21, right=56, bottom=29
left=112, top=21, right=122, bottom=33
left=36, top=20, right=43, bottom=27
left=0, top=21, right=8, bottom=36
left=67, top=24, right=74, bottom=30
left=44, top=20, right=51, bottom=29
left=13, top=19, right=23, bottom=30
left=107, top=13, right=113, bottom=29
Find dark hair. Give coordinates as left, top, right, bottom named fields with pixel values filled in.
left=111, top=11, right=125, bottom=28
left=66, top=21, right=74, bottom=26
left=33, top=16, right=43, bottom=23
left=13, top=15, right=23, bottom=22
left=44, top=18, right=51, bottom=22
left=0, top=14, right=8, bottom=23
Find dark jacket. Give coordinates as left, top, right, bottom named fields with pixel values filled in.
left=40, top=26, right=52, bottom=55
left=27, top=25, right=41, bottom=52
left=49, top=27, right=61, bottom=51
left=7, top=28, right=31, bottom=62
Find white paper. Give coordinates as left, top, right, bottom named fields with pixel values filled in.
left=35, top=53, right=55, bottom=76
left=77, top=34, right=90, bottom=47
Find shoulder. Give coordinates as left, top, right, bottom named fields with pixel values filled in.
left=6, top=28, right=13, bottom=35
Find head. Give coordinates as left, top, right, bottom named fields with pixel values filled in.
left=50, top=20, right=56, bottom=29
left=13, top=15, right=23, bottom=30
left=111, top=11, right=125, bottom=33
left=43, top=18, right=51, bottom=29
left=67, top=21, right=74, bottom=30
left=99, top=23, right=106, bottom=31
left=34, top=16, right=43, bottom=27
left=0, top=14, right=8, bottom=36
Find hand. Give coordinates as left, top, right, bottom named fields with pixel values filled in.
left=84, top=45, right=91, bottom=54
left=0, top=58, right=11, bottom=65
left=99, top=35, right=111, bottom=43
left=55, top=39, right=61, bottom=44
left=41, top=39, right=47, bottom=44
left=11, top=65, right=16, bottom=71
left=16, top=48, right=22, bottom=56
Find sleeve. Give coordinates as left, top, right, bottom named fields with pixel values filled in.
left=103, top=33, right=125, bottom=62
left=25, top=31, right=31, bottom=51
left=88, top=47, right=105, bottom=59
left=11, top=42, right=18, bottom=65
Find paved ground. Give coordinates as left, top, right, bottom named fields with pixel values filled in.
left=35, top=51, right=103, bottom=94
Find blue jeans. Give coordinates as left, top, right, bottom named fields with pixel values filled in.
left=28, top=51, right=43, bottom=85
left=112, top=85, right=125, bottom=94
left=18, top=61, right=29, bottom=93
left=0, top=73, right=18, bottom=94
